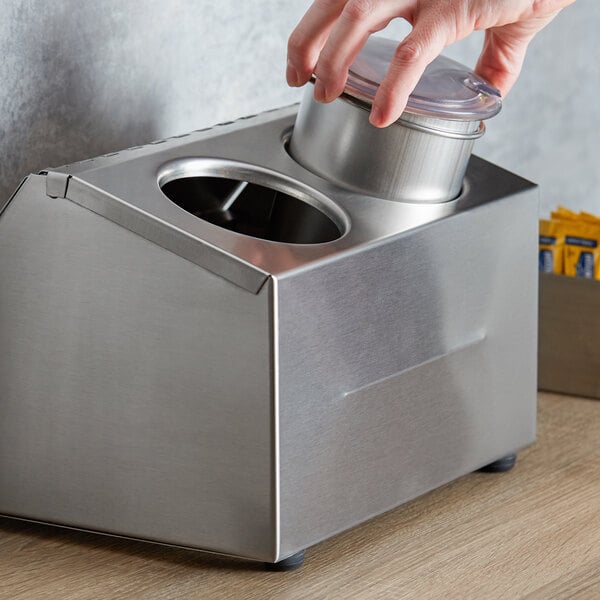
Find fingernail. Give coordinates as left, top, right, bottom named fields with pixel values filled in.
left=314, top=79, right=327, bottom=102
left=286, top=60, right=299, bottom=86
left=369, top=105, right=383, bottom=127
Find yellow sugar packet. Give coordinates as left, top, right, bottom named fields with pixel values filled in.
left=539, top=219, right=565, bottom=274
left=579, top=211, right=600, bottom=224
left=551, top=205, right=579, bottom=221
left=563, top=222, right=600, bottom=279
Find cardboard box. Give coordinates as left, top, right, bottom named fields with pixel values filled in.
left=538, top=273, right=600, bottom=399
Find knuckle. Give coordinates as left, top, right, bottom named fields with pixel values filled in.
left=342, top=0, right=376, bottom=23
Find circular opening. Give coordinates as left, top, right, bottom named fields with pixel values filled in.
left=158, top=158, right=346, bottom=244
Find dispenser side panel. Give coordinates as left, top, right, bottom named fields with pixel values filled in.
left=276, top=188, right=538, bottom=556
left=0, top=175, right=276, bottom=561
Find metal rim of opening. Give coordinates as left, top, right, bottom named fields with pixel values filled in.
left=157, top=157, right=350, bottom=244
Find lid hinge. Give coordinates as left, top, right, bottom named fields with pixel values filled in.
left=45, top=171, right=72, bottom=199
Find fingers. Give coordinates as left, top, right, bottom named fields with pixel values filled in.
left=313, top=0, right=412, bottom=103
left=370, top=20, right=449, bottom=127
left=290, top=1, right=553, bottom=128
left=288, top=0, right=573, bottom=129
left=475, top=12, right=561, bottom=97
left=475, top=27, right=532, bottom=96
left=287, top=0, right=450, bottom=128
left=287, top=0, right=348, bottom=87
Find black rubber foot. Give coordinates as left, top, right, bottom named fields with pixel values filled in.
left=478, top=453, right=517, bottom=473
left=264, top=550, right=306, bottom=571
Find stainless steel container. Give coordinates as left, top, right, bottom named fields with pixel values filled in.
left=289, top=37, right=502, bottom=203
left=290, top=87, right=484, bottom=202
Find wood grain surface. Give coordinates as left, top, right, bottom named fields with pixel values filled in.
left=1, top=392, right=599, bottom=600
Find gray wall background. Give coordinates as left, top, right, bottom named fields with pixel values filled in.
left=1, top=0, right=598, bottom=216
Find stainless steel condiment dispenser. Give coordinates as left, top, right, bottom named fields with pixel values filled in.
left=0, top=101, right=536, bottom=570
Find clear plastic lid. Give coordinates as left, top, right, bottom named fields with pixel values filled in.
left=345, top=36, right=502, bottom=121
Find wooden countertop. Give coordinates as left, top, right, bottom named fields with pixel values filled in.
left=1, top=392, right=599, bottom=599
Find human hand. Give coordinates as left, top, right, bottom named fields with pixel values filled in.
left=287, top=0, right=575, bottom=127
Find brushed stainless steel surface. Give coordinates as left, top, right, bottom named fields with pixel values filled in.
left=538, top=273, right=600, bottom=399
left=44, top=108, right=525, bottom=282
left=0, top=176, right=27, bottom=217
left=289, top=88, right=480, bottom=202
left=64, top=176, right=271, bottom=295
left=0, top=105, right=539, bottom=564
left=276, top=189, right=539, bottom=556
left=0, top=175, right=277, bottom=561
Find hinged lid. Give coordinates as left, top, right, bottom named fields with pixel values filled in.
left=345, top=36, right=502, bottom=121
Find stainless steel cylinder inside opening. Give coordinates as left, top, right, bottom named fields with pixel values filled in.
left=289, top=86, right=485, bottom=203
